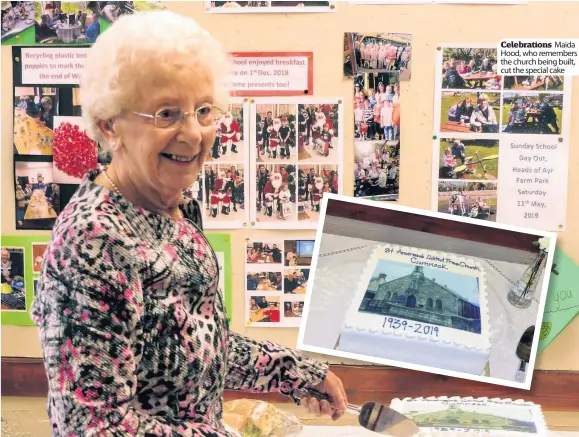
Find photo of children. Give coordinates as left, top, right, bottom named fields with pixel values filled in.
left=441, top=91, right=499, bottom=135
left=254, top=163, right=296, bottom=223
left=246, top=272, right=282, bottom=291
left=255, top=104, right=295, bottom=162
left=248, top=296, right=280, bottom=324
left=297, top=103, right=339, bottom=162
left=284, top=300, right=304, bottom=318
left=502, top=93, right=562, bottom=135
left=210, top=103, right=245, bottom=162
left=13, top=87, right=59, bottom=155
left=438, top=181, right=498, bottom=222
left=32, top=243, right=48, bottom=274
left=14, top=161, right=60, bottom=230
left=347, top=32, right=412, bottom=80
left=284, top=239, right=314, bottom=267
left=503, top=75, right=564, bottom=92
left=297, top=164, right=338, bottom=222
left=441, top=48, right=499, bottom=91
left=284, top=268, right=309, bottom=294
left=354, top=139, right=399, bottom=201
left=34, top=1, right=101, bottom=44
left=1, top=247, right=26, bottom=311
left=439, top=139, right=499, bottom=181
left=246, top=240, right=284, bottom=264
left=202, top=164, right=245, bottom=223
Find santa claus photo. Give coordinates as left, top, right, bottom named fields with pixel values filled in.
left=254, top=163, right=296, bottom=224
left=209, top=104, right=244, bottom=162
left=297, top=163, right=338, bottom=223
left=254, top=104, right=296, bottom=163
left=203, top=163, right=246, bottom=223
left=297, top=103, right=339, bottom=162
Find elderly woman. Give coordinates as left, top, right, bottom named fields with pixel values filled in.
left=31, top=11, right=347, bottom=437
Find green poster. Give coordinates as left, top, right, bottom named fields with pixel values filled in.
left=1, top=234, right=51, bottom=326
left=206, top=233, right=233, bottom=324
left=538, top=247, right=579, bottom=354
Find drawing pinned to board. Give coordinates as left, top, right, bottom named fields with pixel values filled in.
left=353, top=73, right=400, bottom=202
left=251, top=97, right=343, bottom=229
left=205, top=1, right=336, bottom=14
left=245, top=237, right=314, bottom=327
left=345, top=32, right=412, bottom=80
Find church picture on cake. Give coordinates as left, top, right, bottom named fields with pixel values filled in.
left=360, top=261, right=482, bottom=334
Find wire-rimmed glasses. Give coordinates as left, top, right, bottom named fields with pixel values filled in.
left=130, top=105, right=226, bottom=129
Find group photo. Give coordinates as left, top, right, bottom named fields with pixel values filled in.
left=13, top=87, right=58, bottom=155
left=254, top=163, right=296, bottom=223
left=503, top=75, right=564, bottom=92
left=246, top=272, right=282, bottom=292
left=441, top=47, right=499, bottom=91
left=439, top=139, right=499, bottom=181
left=14, top=161, right=60, bottom=230
left=441, top=91, right=500, bottom=135
left=1, top=247, right=26, bottom=311
left=297, top=164, right=339, bottom=222
left=245, top=240, right=284, bottom=264
left=284, top=268, right=309, bottom=294
left=283, top=300, right=304, bottom=318
left=438, top=181, right=498, bottom=222
left=210, top=103, right=245, bottom=162
left=202, top=163, right=245, bottom=222
left=254, top=104, right=296, bottom=162
left=34, top=1, right=101, bottom=44
left=297, top=103, right=339, bottom=162
left=248, top=296, right=280, bottom=324
left=502, top=93, right=562, bottom=135
left=347, top=32, right=412, bottom=79
left=354, top=139, right=399, bottom=201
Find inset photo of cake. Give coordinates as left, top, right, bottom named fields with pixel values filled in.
left=297, top=194, right=557, bottom=389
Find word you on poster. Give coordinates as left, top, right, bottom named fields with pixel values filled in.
left=230, top=52, right=313, bottom=96
left=497, top=39, right=579, bottom=76
left=19, top=47, right=90, bottom=85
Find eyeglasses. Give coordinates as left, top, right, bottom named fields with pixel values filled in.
left=130, top=105, right=226, bottom=129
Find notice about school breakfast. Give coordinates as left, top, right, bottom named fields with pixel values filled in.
left=20, top=47, right=90, bottom=85
left=229, top=52, right=312, bottom=96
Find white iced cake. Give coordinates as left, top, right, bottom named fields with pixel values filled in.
left=389, top=397, right=547, bottom=436
left=337, top=244, right=491, bottom=375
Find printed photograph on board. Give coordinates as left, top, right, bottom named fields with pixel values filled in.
left=438, top=181, right=497, bottom=222
left=14, top=161, right=60, bottom=230
left=440, top=91, right=500, bottom=135
left=52, top=116, right=98, bottom=184
left=206, top=1, right=333, bottom=13
left=284, top=300, right=304, bottom=318
left=255, top=104, right=296, bottom=162
left=31, top=243, right=48, bottom=274
left=297, top=103, right=339, bottom=162
left=354, top=139, right=399, bottom=201
left=1, top=1, right=35, bottom=43
left=248, top=296, right=280, bottom=324
left=246, top=271, right=282, bottom=292
left=1, top=247, right=26, bottom=311
left=202, top=163, right=245, bottom=223
left=347, top=32, right=412, bottom=80
left=254, top=163, right=296, bottom=223
left=297, top=164, right=338, bottom=223
left=284, top=268, right=309, bottom=294
left=501, top=93, right=562, bottom=135
left=246, top=239, right=284, bottom=264
left=210, top=103, right=245, bottom=162
left=13, top=87, right=59, bottom=155
left=503, top=75, right=564, bottom=92
left=283, top=239, right=314, bottom=267
left=441, top=47, right=499, bottom=91
left=438, top=138, right=499, bottom=181
left=34, top=1, right=101, bottom=44
left=99, top=1, right=166, bottom=23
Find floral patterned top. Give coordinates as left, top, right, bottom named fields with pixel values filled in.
left=31, top=167, right=328, bottom=437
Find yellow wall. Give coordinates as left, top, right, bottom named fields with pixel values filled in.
left=2, top=1, right=578, bottom=370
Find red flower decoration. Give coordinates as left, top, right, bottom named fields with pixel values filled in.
left=53, top=122, right=98, bottom=179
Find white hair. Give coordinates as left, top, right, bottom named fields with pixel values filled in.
left=80, top=10, right=231, bottom=144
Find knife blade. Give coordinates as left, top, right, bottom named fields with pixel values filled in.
left=291, top=388, right=419, bottom=437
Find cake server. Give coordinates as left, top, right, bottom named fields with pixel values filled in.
left=291, top=388, right=419, bottom=437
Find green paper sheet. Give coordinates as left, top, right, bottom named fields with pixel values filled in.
left=205, top=233, right=233, bottom=324
left=537, top=247, right=579, bottom=354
